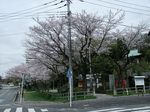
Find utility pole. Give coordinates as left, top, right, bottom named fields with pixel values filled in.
left=20, top=73, right=24, bottom=103
left=89, top=46, right=92, bottom=76
left=89, top=45, right=95, bottom=95
left=66, top=0, right=73, bottom=107
left=89, top=46, right=92, bottom=91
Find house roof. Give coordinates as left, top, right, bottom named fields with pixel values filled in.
left=128, top=49, right=141, bottom=57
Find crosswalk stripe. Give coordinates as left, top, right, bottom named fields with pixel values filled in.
left=4, top=108, right=11, bottom=112
left=28, top=108, right=36, bottom=112
left=88, top=108, right=123, bottom=112
left=16, top=107, right=22, bottom=112
left=41, top=109, right=48, bottom=112
left=109, top=106, right=150, bottom=112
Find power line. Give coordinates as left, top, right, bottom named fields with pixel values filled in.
left=0, top=5, right=67, bottom=22
left=96, top=0, right=150, bottom=13
left=82, top=1, right=150, bottom=17
left=0, top=15, right=149, bottom=37
left=0, top=11, right=66, bottom=19
left=2, top=24, right=148, bottom=37
left=0, top=0, right=58, bottom=16
left=0, top=0, right=65, bottom=19
left=0, top=32, right=25, bottom=37
left=72, top=12, right=150, bottom=31
left=113, top=0, right=150, bottom=9
left=0, top=23, right=149, bottom=38
left=118, top=23, right=149, bottom=31
left=0, top=15, right=66, bottom=23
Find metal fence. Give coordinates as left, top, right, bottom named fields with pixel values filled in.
left=107, top=86, right=150, bottom=96
left=46, top=91, right=94, bottom=100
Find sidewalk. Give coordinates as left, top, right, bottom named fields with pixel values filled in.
left=19, top=95, right=150, bottom=109
left=94, top=94, right=113, bottom=99
left=20, top=93, right=114, bottom=106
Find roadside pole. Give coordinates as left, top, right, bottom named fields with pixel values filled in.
left=89, top=41, right=95, bottom=94
left=67, top=68, right=73, bottom=107
left=20, top=73, right=24, bottom=103
left=66, top=0, right=73, bottom=107
left=69, top=75, right=72, bottom=107
left=89, top=46, right=92, bottom=91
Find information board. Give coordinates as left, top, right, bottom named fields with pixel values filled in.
left=135, top=78, right=144, bottom=86
left=134, top=76, right=145, bottom=86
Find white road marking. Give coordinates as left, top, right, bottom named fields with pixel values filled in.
left=16, top=107, right=22, bottom=112
left=41, top=109, right=48, bottom=112
left=88, top=108, right=123, bottom=112
left=28, top=108, right=36, bottom=112
left=4, top=108, right=11, bottom=112
left=110, top=106, right=150, bottom=112
left=88, top=106, right=150, bottom=112
left=133, top=110, right=150, bottom=112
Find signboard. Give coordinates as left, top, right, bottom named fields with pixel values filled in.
left=67, top=68, right=73, bottom=79
left=78, top=80, right=84, bottom=88
left=66, top=67, right=73, bottom=107
left=134, top=76, right=146, bottom=94
left=135, top=79, right=144, bottom=86
left=134, top=76, right=145, bottom=86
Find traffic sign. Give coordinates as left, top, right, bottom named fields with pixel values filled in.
left=67, top=68, right=73, bottom=78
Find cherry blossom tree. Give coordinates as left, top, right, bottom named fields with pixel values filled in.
left=24, top=10, right=125, bottom=90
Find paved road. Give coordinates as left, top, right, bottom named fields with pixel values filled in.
left=22, top=95, right=150, bottom=109
left=70, top=95, right=150, bottom=109
left=0, top=88, right=150, bottom=112
left=0, top=105, right=150, bottom=112
left=0, top=85, right=18, bottom=105
left=21, top=95, right=150, bottom=112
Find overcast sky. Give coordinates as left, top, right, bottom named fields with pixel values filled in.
left=0, top=0, right=150, bottom=77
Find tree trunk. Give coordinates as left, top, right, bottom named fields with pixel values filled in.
left=117, top=67, right=123, bottom=88
left=82, top=74, right=87, bottom=91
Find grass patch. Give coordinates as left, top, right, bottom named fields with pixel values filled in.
left=24, top=91, right=96, bottom=102
left=24, top=91, right=68, bottom=103
left=24, top=91, right=51, bottom=101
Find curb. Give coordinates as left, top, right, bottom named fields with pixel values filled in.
left=13, top=91, right=19, bottom=102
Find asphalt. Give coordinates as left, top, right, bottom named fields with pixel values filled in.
left=0, top=86, right=18, bottom=105
left=21, top=94, right=150, bottom=109
left=0, top=87, right=150, bottom=110
left=0, top=89, right=150, bottom=112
